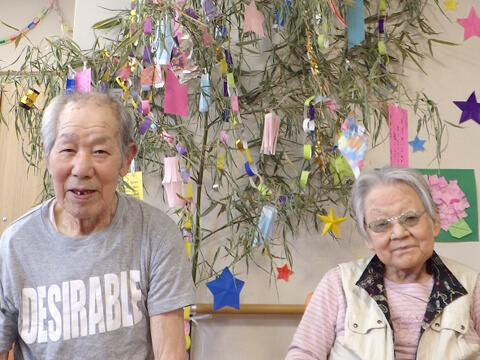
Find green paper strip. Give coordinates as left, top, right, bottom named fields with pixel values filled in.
left=303, top=144, right=312, bottom=159
left=379, top=0, right=387, bottom=11
left=227, top=73, right=236, bottom=88
left=300, top=170, right=309, bottom=189
left=378, top=40, right=386, bottom=55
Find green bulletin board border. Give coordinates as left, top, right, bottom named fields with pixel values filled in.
left=417, top=169, right=478, bottom=243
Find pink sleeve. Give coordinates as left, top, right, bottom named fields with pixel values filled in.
left=285, top=267, right=346, bottom=360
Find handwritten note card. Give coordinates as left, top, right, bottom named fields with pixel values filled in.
left=388, top=104, right=408, bottom=167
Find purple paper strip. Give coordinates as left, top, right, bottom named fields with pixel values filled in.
left=138, top=117, right=152, bottom=135
left=176, top=142, right=188, bottom=156
left=379, top=18, right=385, bottom=33
left=223, top=81, right=229, bottom=96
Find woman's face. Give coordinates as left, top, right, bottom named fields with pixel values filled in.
left=363, top=182, right=440, bottom=281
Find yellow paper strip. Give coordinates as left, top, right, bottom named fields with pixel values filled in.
left=227, top=73, right=236, bottom=88
left=300, top=170, right=309, bottom=188
left=303, top=144, right=312, bottom=159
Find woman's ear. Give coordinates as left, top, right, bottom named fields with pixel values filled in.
left=363, top=236, right=375, bottom=251
left=432, top=213, right=441, bottom=237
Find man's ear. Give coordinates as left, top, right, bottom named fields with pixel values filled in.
left=120, top=142, right=139, bottom=177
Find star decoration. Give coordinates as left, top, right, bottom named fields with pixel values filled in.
left=444, top=0, right=458, bottom=11
left=457, top=7, right=480, bottom=40
left=408, top=135, right=426, bottom=152
left=277, top=264, right=293, bottom=281
left=453, top=91, right=480, bottom=125
left=317, top=207, right=346, bottom=237
left=206, top=267, right=245, bottom=311
left=243, top=0, right=265, bottom=37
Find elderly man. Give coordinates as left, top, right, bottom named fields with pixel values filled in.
left=0, top=92, right=195, bottom=359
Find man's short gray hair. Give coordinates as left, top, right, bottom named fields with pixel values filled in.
left=41, top=92, right=135, bottom=162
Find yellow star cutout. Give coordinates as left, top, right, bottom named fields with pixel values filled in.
left=317, top=207, right=346, bottom=237
left=444, top=0, right=458, bottom=11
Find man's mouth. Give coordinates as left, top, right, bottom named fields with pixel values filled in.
left=71, top=190, right=95, bottom=196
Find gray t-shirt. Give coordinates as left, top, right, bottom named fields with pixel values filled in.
left=0, top=192, right=196, bottom=359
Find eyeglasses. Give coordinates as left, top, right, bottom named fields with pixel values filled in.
left=365, top=210, right=426, bottom=233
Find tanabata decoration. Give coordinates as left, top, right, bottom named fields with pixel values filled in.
left=388, top=103, right=408, bottom=167
left=75, top=67, right=92, bottom=93
left=444, top=0, right=458, bottom=11
left=19, top=88, right=40, bottom=110
left=162, top=156, right=186, bottom=207
left=317, top=207, right=346, bottom=237
left=337, top=110, right=367, bottom=178
left=206, top=267, right=245, bottom=311
left=409, top=135, right=426, bottom=152
left=260, top=112, right=280, bottom=155
left=254, top=205, right=277, bottom=245
left=199, top=73, right=211, bottom=113
left=457, top=8, right=480, bottom=41
left=277, top=264, right=293, bottom=281
left=123, top=171, right=144, bottom=200
left=347, top=0, right=365, bottom=49
left=453, top=91, right=480, bottom=125
left=243, top=0, right=265, bottom=37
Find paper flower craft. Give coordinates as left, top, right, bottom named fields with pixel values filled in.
left=243, top=0, right=265, bottom=37
left=457, top=7, right=480, bottom=40
left=206, top=267, right=245, bottom=311
left=426, top=174, right=470, bottom=231
left=317, top=207, right=346, bottom=237
left=277, top=264, right=293, bottom=281
left=453, top=92, right=480, bottom=125
left=409, top=135, right=426, bottom=152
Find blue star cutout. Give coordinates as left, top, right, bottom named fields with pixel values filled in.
left=409, top=135, right=426, bottom=152
left=453, top=91, right=480, bottom=125
left=206, top=267, right=245, bottom=311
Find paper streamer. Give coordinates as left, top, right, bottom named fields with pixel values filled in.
left=388, top=104, right=408, bottom=167
left=162, top=156, right=185, bottom=207
left=260, top=112, right=281, bottom=155
left=199, top=73, right=211, bottom=113
left=347, top=0, right=365, bottom=49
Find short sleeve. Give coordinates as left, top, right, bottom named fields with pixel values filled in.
left=143, top=213, right=196, bottom=316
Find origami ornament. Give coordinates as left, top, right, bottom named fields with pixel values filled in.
left=254, top=205, right=277, bottom=245
left=155, top=19, right=175, bottom=65
left=408, top=135, right=426, bottom=152
left=202, top=0, right=217, bottom=20
left=317, top=207, right=346, bottom=236
left=454, top=92, right=480, bottom=125
left=260, top=112, right=281, bottom=155
left=243, top=0, right=265, bottom=37
left=162, top=156, right=185, bottom=207
left=337, top=110, right=367, bottom=178
left=206, top=267, right=245, bottom=311
left=457, top=8, right=480, bottom=40
left=277, top=264, right=293, bottom=281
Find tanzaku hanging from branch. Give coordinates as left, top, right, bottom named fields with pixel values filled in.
left=1, top=0, right=451, bottom=286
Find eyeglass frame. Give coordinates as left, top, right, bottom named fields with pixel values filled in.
left=364, top=210, right=427, bottom=233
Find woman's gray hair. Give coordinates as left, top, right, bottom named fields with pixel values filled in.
left=41, top=92, right=135, bottom=162
left=350, top=166, right=438, bottom=239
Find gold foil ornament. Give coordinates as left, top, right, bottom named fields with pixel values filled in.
left=19, top=88, right=40, bottom=110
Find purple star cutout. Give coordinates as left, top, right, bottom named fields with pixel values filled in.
left=206, top=267, right=245, bottom=311
left=453, top=92, right=480, bottom=125
left=409, top=135, right=426, bottom=152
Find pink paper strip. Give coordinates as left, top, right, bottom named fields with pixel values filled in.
left=141, top=99, right=150, bottom=115
left=231, top=96, right=239, bottom=112
left=75, top=68, right=91, bottom=93
left=164, top=69, right=189, bottom=117
left=388, top=104, right=408, bottom=167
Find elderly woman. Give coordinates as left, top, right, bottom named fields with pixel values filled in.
left=286, top=166, right=480, bottom=360
left=0, top=92, right=195, bottom=360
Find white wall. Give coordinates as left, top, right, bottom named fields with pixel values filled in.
left=1, top=1, right=480, bottom=359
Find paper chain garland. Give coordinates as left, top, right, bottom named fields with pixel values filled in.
left=0, top=0, right=72, bottom=45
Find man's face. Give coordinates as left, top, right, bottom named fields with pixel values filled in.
left=47, top=102, right=131, bottom=225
